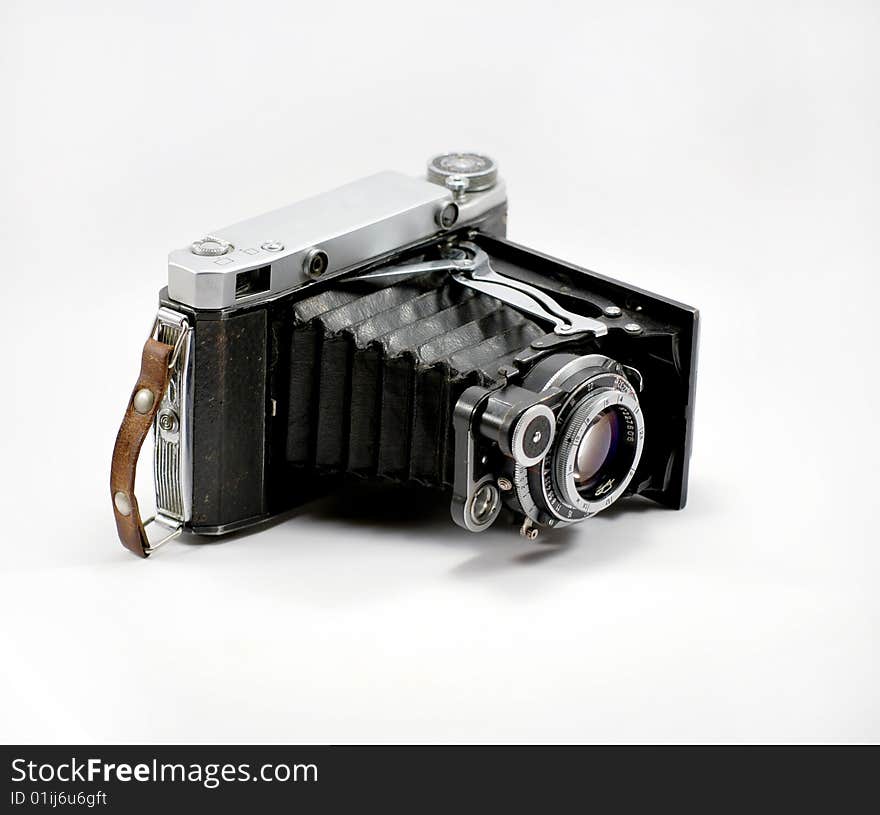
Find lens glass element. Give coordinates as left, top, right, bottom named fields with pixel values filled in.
left=573, top=409, right=621, bottom=490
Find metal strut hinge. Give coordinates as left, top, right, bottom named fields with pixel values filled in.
left=348, top=242, right=608, bottom=337
left=141, top=517, right=183, bottom=554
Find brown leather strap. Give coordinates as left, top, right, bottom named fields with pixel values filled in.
left=110, top=337, right=174, bottom=557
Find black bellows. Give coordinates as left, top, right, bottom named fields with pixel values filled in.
left=283, top=271, right=544, bottom=488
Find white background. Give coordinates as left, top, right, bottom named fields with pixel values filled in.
left=1, top=1, right=878, bottom=743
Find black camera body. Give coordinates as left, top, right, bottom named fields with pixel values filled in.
left=114, top=153, right=697, bottom=555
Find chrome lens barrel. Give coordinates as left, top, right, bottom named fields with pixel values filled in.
left=513, top=354, right=645, bottom=526
left=552, top=387, right=644, bottom=516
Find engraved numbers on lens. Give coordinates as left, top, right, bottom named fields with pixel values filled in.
left=526, top=361, right=646, bottom=526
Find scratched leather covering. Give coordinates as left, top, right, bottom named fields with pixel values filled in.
left=190, top=310, right=268, bottom=528
left=283, top=271, right=544, bottom=488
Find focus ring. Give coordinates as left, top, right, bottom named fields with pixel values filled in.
left=552, top=383, right=644, bottom=516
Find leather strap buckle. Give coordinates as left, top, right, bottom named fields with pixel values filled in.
left=141, top=516, right=183, bottom=554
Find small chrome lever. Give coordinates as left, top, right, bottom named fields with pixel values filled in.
left=453, top=243, right=607, bottom=337
left=349, top=242, right=607, bottom=337
left=350, top=257, right=474, bottom=280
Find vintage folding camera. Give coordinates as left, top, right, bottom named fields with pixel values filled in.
left=110, top=153, right=699, bottom=557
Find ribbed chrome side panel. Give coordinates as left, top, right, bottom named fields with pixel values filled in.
left=152, top=308, right=193, bottom=524
left=155, top=436, right=183, bottom=519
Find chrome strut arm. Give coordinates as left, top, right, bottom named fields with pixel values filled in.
left=454, top=243, right=606, bottom=336
left=349, top=242, right=607, bottom=337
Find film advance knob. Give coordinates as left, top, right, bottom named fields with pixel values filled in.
left=427, top=152, right=498, bottom=192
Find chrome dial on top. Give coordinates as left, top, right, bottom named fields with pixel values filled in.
left=426, top=152, right=498, bottom=192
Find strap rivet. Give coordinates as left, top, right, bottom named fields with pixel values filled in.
left=133, top=388, right=155, bottom=414
left=114, top=491, right=132, bottom=516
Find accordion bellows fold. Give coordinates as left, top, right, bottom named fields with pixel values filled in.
left=284, top=270, right=543, bottom=487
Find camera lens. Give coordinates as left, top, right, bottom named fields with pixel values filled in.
left=550, top=384, right=644, bottom=516
left=513, top=354, right=646, bottom=527
left=573, top=409, right=620, bottom=490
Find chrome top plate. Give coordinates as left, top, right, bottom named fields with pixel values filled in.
left=167, top=170, right=506, bottom=310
